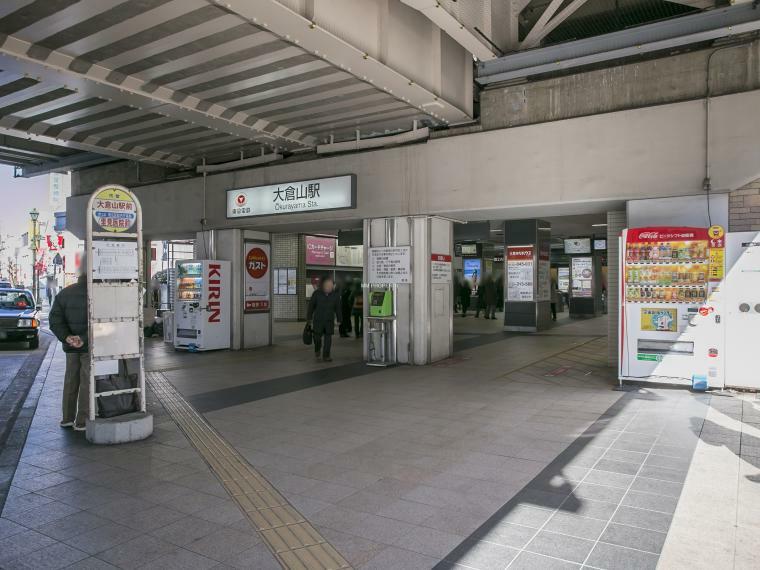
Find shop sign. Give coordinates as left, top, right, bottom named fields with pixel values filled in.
left=227, top=174, right=356, bottom=218
left=244, top=243, right=270, bottom=313
left=640, top=308, right=677, bottom=332
left=507, top=245, right=534, bottom=302
left=305, top=235, right=336, bottom=266
left=91, top=186, right=137, bottom=233
left=368, top=247, right=411, bottom=284
left=431, top=254, right=452, bottom=283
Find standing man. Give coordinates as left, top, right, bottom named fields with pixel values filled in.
left=49, top=270, right=89, bottom=431
left=307, top=275, right=341, bottom=362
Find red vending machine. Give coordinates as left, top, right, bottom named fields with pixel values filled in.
left=619, top=226, right=725, bottom=387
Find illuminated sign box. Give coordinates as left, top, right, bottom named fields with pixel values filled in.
left=227, top=174, right=356, bottom=218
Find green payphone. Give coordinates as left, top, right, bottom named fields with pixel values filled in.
left=369, top=289, right=393, bottom=317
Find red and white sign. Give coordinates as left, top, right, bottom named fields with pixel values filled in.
left=626, top=227, right=709, bottom=242
left=507, top=245, right=534, bottom=301
left=244, top=243, right=271, bottom=312
left=431, top=253, right=452, bottom=283
left=207, top=263, right=222, bottom=323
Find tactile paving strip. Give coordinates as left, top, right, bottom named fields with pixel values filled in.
left=147, top=371, right=352, bottom=570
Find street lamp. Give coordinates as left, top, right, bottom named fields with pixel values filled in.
left=29, top=208, right=40, bottom=303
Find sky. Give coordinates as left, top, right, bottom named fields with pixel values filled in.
left=0, top=164, right=50, bottom=238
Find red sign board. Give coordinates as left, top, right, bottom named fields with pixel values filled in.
left=431, top=254, right=452, bottom=262
left=507, top=246, right=534, bottom=260
left=305, top=235, right=336, bottom=266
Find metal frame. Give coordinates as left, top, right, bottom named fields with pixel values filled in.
left=85, top=185, right=146, bottom=422
left=478, top=4, right=760, bottom=85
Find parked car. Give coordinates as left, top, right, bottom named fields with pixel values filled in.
left=0, top=289, right=40, bottom=349
left=0, top=280, right=13, bottom=288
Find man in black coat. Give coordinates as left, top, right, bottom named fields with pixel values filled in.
left=49, top=273, right=89, bottom=430
left=307, top=276, right=342, bottom=362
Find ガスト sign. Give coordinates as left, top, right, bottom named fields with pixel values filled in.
left=227, top=175, right=356, bottom=218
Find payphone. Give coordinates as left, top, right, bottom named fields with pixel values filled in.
left=369, top=289, right=393, bottom=317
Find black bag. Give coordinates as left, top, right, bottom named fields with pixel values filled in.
left=95, top=363, right=138, bottom=418
left=302, top=323, right=313, bottom=346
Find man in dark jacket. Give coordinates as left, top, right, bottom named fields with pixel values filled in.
left=307, top=276, right=342, bottom=362
left=338, top=281, right=353, bottom=338
left=49, top=273, right=89, bottom=430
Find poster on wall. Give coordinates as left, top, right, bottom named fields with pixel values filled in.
left=507, top=245, right=534, bottom=301
left=431, top=254, right=452, bottom=283
left=368, top=247, right=412, bottom=284
left=336, top=245, right=363, bottom=267
left=571, top=256, right=593, bottom=298
left=244, top=242, right=270, bottom=312
left=287, top=268, right=297, bottom=295
left=537, top=241, right=550, bottom=301
left=558, top=267, right=570, bottom=293
left=305, top=235, right=336, bottom=266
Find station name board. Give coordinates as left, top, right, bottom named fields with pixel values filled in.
left=227, top=174, right=356, bottom=218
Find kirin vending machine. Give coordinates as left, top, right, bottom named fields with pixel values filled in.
left=619, top=226, right=726, bottom=388
left=174, top=260, right=231, bottom=351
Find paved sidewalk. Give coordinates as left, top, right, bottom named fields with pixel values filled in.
left=0, top=317, right=758, bottom=569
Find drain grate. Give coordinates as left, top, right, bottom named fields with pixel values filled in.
left=147, top=371, right=351, bottom=570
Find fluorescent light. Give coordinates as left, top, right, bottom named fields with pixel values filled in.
left=591, top=223, right=608, bottom=227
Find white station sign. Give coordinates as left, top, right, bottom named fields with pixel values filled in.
left=227, top=174, right=356, bottom=218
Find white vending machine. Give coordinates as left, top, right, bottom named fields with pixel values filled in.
left=619, top=226, right=726, bottom=388
left=723, top=231, right=760, bottom=390
left=174, top=260, right=231, bottom=351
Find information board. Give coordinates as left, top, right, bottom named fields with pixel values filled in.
left=431, top=254, right=452, bottom=283
left=244, top=242, right=271, bottom=312
left=507, top=245, right=534, bottom=301
left=368, top=247, right=412, bottom=284
left=571, top=256, right=593, bottom=298
left=537, top=242, right=551, bottom=301
left=91, top=241, right=138, bottom=280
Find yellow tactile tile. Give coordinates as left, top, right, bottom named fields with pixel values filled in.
left=146, top=371, right=352, bottom=569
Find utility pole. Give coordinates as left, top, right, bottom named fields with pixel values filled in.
left=29, top=208, right=40, bottom=302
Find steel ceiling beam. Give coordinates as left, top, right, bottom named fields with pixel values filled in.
left=0, top=32, right=316, bottom=151
left=478, top=3, right=760, bottom=85
left=17, top=152, right=120, bottom=177
left=213, top=0, right=471, bottom=125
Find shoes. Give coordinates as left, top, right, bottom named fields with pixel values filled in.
left=73, top=424, right=86, bottom=432
left=315, top=354, right=322, bottom=362
left=59, top=421, right=73, bottom=428
left=323, top=356, right=333, bottom=362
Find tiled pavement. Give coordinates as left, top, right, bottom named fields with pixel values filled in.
left=1, top=317, right=759, bottom=569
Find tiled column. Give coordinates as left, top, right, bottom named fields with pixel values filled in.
left=606, top=211, right=626, bottom=367
left=271, top=233, right=299, bottom=321
left=729, top=177, right=760, bottom=231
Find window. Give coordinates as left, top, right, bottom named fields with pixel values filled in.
left=0, top=291, right=34, bottom=309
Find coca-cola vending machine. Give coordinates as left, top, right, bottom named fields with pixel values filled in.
left=174, top=260, right=231, bottom=351
left=619, top=226, right=726, bottom=388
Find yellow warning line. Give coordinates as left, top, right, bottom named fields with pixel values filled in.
left=146, top=371, right=352, bottom=570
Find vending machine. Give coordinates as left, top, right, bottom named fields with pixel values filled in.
left=174, top=260, right=231, bottom=351
left=619, top=226, right=725, bottom=387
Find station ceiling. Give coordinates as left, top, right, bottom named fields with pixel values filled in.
left=0, top=0, right=717, bottom=176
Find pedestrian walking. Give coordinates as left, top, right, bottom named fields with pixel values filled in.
left=49, top=272, right=89, bottom=431
left=460, top=279, right=471, bottom=317
left=351, top=283, right=363, bottom=338
left=483, top=274, right=497, bottom=319
left=550, top=278, right=559, bottom=321
left=307, top=275, right=342, bottom=362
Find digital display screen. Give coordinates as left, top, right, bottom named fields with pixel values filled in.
left=594, top=239, right=607, bottom=251
left=460, top=243, right=478, bottom=256
left=463, top=258, right=482, bottom=284
left=564, top=238, right=591, bottom=254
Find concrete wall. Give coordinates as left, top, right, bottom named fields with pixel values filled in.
left=729, top=178, right=760, bottom=232
left=481, top=40, right=760, bottom=131
left=69, top=88, right=760, bottom=240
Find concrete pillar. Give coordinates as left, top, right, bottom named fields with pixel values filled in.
left=606, top=211, right=626, bottom=367
left=503, top=219, right=552, bottom=332
left=364, top=216, right=453, bottom=365
left=196, top=228, right=271, bottom=350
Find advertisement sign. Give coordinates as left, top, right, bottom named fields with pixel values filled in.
left=431, top=254, right=452, bottom=283
left=640, top=308, right=677, bottom=332
left=507, top=245, right=534, bottom=301
left=244, top=243, right=270, bottom=312
left=287, top=268, right=296, bottom=295
left=564, top=238, right=591, bottom=254
left=558, top=267, right=570, bottom=293
left=571, top=257, right=593, bottom=298
left=91, top=186, right=137, bottom=233
left=708, top=225, right=725, bottom=282
left=91, top=240, right=138, bottom=280
left=368, top=247, right=412, bottom=284
left=305, top=235, right=336, bottom=266
left=227, top=175, right=356, bottom=218
left=463, top=258, right=482, bottom=286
